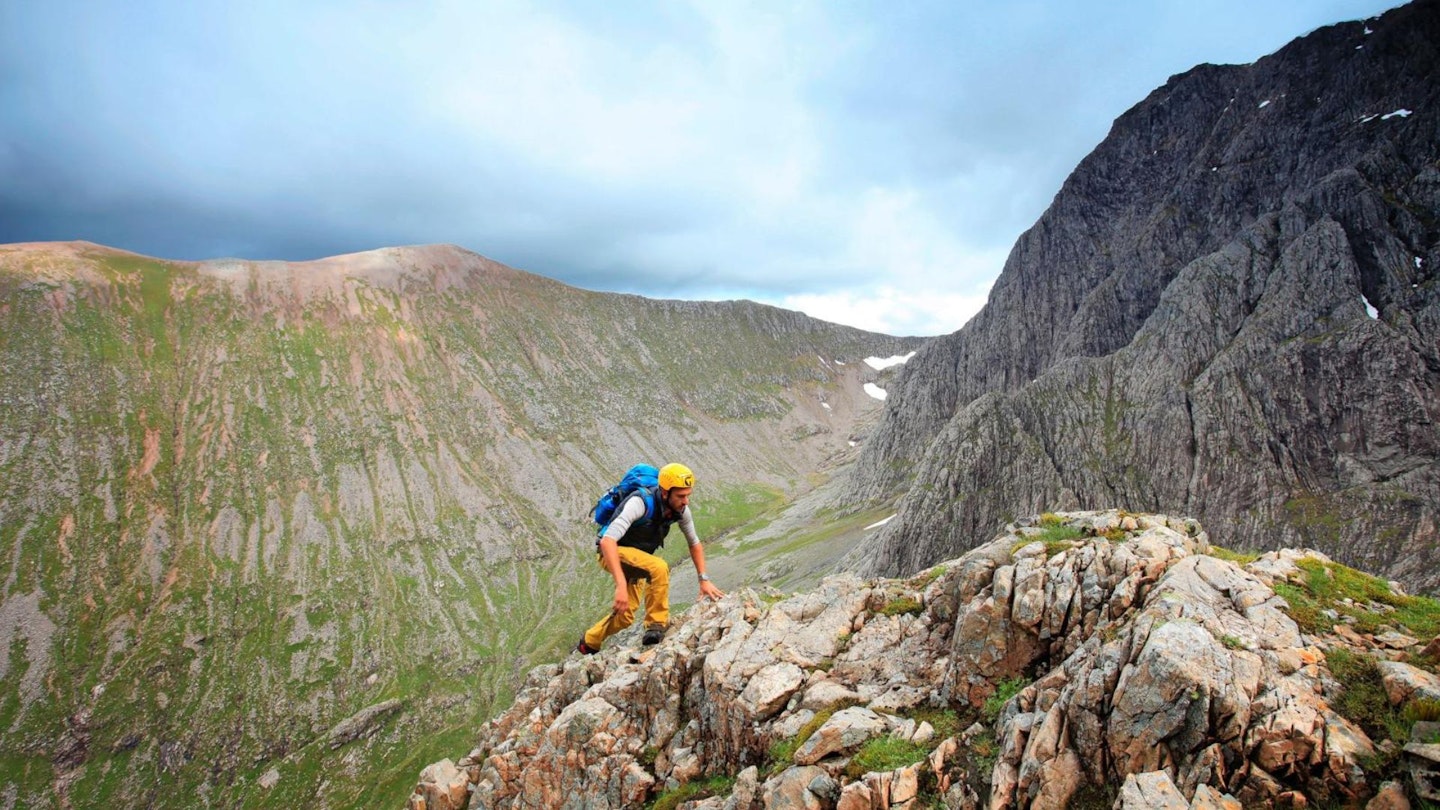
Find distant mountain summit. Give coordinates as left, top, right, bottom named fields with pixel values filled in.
left=843, top=0, right=1440, bottom=590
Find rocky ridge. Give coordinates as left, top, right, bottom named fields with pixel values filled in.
left=839, top=0, right=1440, bottom=590
left=407, top=511, right=1440, bottom=809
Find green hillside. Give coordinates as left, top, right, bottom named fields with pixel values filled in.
left=0, top=242, right=919, bottom=809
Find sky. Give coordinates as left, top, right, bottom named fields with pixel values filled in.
left=0, top=1, right=1408, bottom=336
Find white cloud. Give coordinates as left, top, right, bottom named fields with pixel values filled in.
left=774, top=281, right=992, bottom=336
left=419, top=3, right=827, bottom=199
left=3, top=0, right=1412, bottom=310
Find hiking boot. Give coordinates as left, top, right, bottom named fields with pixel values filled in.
left=642, top=627, right=666, bottom=646
left=575, top=639, right=599, bottom=656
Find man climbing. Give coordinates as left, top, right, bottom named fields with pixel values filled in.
left=577, top=462, right=724, bottom=654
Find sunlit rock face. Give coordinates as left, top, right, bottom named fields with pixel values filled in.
left=411, top=511, right=1436, bottom=810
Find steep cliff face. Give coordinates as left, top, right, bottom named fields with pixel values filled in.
left=0, top=241, right=920, bottom=808
left=408, top=511, right=1440, bottom=810
left=845, top=1, right=1440, bottom=588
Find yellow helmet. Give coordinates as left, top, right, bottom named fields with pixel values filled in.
left=658, top=463, right=695, bottom=491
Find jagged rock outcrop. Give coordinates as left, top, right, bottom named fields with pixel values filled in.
left=407, top=511, right=1440, bottom=809
left=842, top=0, right=1440, bottom=591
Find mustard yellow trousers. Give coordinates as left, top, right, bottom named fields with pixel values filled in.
left=582, top=545, right=670, bottom=650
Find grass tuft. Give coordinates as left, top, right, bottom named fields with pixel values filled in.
left=845, top=736, right=929, bottom=780
left=982, top=677, right=1029, bottom=725
left=909, top=565, right=948, bottom=589
left=969, top=730, right=998, bottom=773
left=843, top=706, right=963, bottom=781
left=1273, top=581, right=1326, bottom=635
left=766, top=703, right=856, bottom=776
left=1326, top=648, right=1409, bottom=743
left=1404, top=698, right=1440, bottom=724
left=1205, top=545, right=1260, bottom=566
left=905, top=706, right=961, bottom=741
left=1098, top=526, right=1128, bottom=543
left=649, top=775, right=736, bottom=810
left=880, top=596, right=923, bottom=617
left=1011, top=524, right=1083, bottom=558
left=1273, top=558, right=1440, bottom=640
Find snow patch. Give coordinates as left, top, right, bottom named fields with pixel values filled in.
left=1359, top=113, right=1379, bottom=123
left=821, top=402, right=831, bottom=411
left=864, top=514, right=897, bottom=531
left=1415, top=256, right=1424, bottom=269
left=1381, top=109, right=1414, bottom=120
left=1363, top=295, right=1379, bottom=319
left=863, top=383, right=887, bottom=401
left=1364, top=26, right=1374, bottom=34
left=1258, top=100, right=1271, bottom=109
left=863, top=352, right=916, bottom=370
left=848, top=440, right=857, bottom=447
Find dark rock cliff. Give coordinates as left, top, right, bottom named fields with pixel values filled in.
left=845, top=0, right=1440, bottom=590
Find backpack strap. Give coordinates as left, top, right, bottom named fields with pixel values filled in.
left=637, top=486, right=659, bottom=522
left=608, top=487, right=675, bottom=553
left=598, top=488, right=658, bottom=539
left=624, top=487, right=661, bottom=528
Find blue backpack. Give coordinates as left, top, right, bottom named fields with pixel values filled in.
left=592, top=464, right=660, bottom=535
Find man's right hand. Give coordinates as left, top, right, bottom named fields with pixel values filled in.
left=613, top=586, right=630, bottom=615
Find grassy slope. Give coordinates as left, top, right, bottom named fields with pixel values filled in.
left=0, top=246, right=913, bottom=809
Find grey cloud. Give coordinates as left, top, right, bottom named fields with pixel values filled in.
left=1, top=0, right=1410, bottom=319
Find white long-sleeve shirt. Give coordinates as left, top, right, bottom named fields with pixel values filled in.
left=600, top=493, right=700, bottom=548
